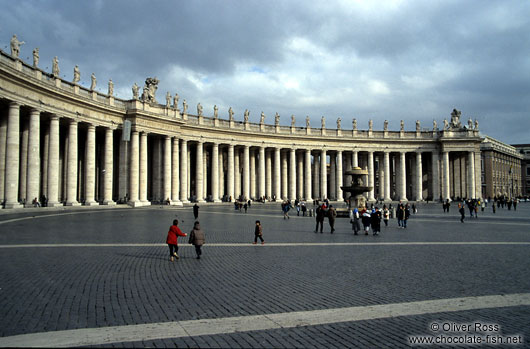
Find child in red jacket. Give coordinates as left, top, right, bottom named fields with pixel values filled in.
left=166, top=219, right=187, bottom=261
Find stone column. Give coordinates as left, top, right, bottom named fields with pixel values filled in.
left=431, top=151, right=440, bottom=201
left=274, top=148, right=281, bottom=200
left=187, top=148, right=191, bottom=198
left=344, top=154, right=352, bottom=198
left=46, top=115, right=61, bottom=207
left=65, top=120, right=80, bottom=206
left=281, top=151, right=288, bottom=199
left=384, top=151, right=391, bottom=201
left=4, top=103, right=22, bottom=208
left=171, top=137, right=181, bottom=205
left=313, top=153, right=319, bottom=198
left=378, top=154, right=385, bottom=201
left=85, top=124, right=98, bottom=205
left=442, top=151, right=450, bottom=201
left=250, top=148, right=256, bottom=199
left=234, top=148, right=241, bottom=199
left=163, top=136, right=171, bottom=203
left=366, top=151, right=375, bottom=201
left=19, top=122, right=28, bottom=204
left=336, top=150, right=343, bottom=201
left=400, top=152, right=407, bottom=201
left=243, top=145, right=250, bottom=200
left=289, top=148, right=297, bottom=200
left=320, top=149, right=327, bottom=200
left=203, top=149, right=207, bottom=198
left=305, top=149, right=312, bottom=201
left=352, top=151, right=358, bottom=168
left=128, top=131, right=140, bottom=206
left=139, top=132, right=148, bottom=204
left=196, top=141, right=205, bottom=202
left=180, top=139, right=189, bottom=203
left=212, top=142, right=221, bottom=202
left=468, top=151, right=475, bottom=199
left=297, top=152, right=304, bottom=199
left=416, top=152, right=423, bottom=201
left=227, top=144, right=234, bottom=201
left=259, top=146, right=266, bottom=199
left=329, top=154, right=336, bottom=199
left=219, top=149, right=225, bottom=199
left=101, top=127, right=114, bottom=205
left=0, top=114, right=7, bottom=202
left=26, top=108, right=41, bottom=205
left=265, top=150, right=272, bottom=199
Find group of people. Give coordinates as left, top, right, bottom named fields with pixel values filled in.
left=314, top=203, right=337, bottom=233
left=166, top=219, right=205, bottom=261
left=349, top=205, right=393, bottom=235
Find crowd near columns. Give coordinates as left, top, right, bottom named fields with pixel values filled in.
left=0, top=102, right=485, bottom=208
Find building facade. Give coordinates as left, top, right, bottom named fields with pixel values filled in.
left=512, top=144, right=530, bottom=197
left=480, top=136, right=523, bottom=199
left=0, top=44, right=484, bottom=209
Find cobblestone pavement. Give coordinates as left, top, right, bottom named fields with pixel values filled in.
left=0, top=202, right=529, bottom=347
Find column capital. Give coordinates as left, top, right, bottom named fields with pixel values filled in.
left=8, top=101, right=20, bottom=108
left=88, top=124, right=96, bottom=131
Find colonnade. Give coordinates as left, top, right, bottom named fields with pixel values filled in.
left=0, top=100, right=481, bottom=208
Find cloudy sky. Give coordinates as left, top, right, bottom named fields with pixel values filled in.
left=1, top=0, right=529, bottom=144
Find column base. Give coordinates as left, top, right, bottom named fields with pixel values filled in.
left=170, top=200, right=183, bottom=206
left=180, top=199, right=190, bottom=204
left=197, top=199, right=206, bottom=203
left=47, top=201, right=63, bottom=207
left=4, top=202, right=23, bottom=209
left=85, top=201, right=100, bottom=206
left=128, top=200, right=143, bottom=207
left=102, top=200, right=116, bottom=206
left=213, top=199, right=222, bottom=203
left=65, top=201, right=82, bottom=206
left=141, top=201, right=151, bottom=206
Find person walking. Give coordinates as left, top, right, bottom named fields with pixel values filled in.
left=253, top=220, right=265, bottom=244
left=492, top=201, right=496, bottom=214
left=459, top=205, right=466, bottom=223
left=166, top=219, right=187, bottom=261
left=188, top=221, right=205, bottom=259
left=350, top=208, right=361, bottom=235
left=396, top=204, right=404, bottom=228
left=382, top=206, right=389, bottom=227
left=371, top=207, right=382, bottom=235
left=361, top=209, right=371, bottom=235
left=193, top=203, right=200, bottom=219
left=282, top=201, right=291, bottom=219
left=403, top=204, right=411, bottom=228
left=328, top=205, right=337, bottom=233
left=244, top=202, right=248, bottom=213
left=315, top=204, right=325, bottom=233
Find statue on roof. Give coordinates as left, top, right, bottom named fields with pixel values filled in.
left=141, top=77, right=159, bottom=104
left=450, top=109, right=462, bottom=128
left=10, top=34, right=24, bottom=58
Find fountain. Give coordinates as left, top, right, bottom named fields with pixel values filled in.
left=340, top=167, right=373, bottom=209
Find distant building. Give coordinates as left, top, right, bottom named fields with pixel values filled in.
left=480, top=136, right=523, bottom=199
left=511, top=144, right=530, bottom=197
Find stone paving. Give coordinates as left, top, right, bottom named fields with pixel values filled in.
left=0, top=202, right=529, bottom=347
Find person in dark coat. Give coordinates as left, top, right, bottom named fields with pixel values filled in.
left=361, top=209, right=371, bottom=235
left=188, top=221, right=205, bottom=259
left=350, top=208, right=361, bottom=235
left=371, top=207, right=382, bottom=235
left=459, top=205, right=465, bottom=223
left=166, top=219, right=187, bottom=261
left=328, top=205, right=337, bottom=233
left=193, top=203, right=200, bottom=219
left=315, top=205, right=325, bottom=233
left=403, top=205, right=410, bottom=228
left=396, top=204, right=405, bottom=228
left=253, top=220, right=264, bottom=244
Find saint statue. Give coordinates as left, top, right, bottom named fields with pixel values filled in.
left=353, top=118, right=357, bottom=130
left=244, top=109, right=249, bottom=122
left=10, top=34, right=24, bottom=58
left=229, top=107, right=234, bottom=121
left=450, top=109, right=462, bottom=128
left=369, top=119, right=373, bottom=131
left=400, top=120, right=404, bottom=131
left=214, top=105, right=219, bottom=118
left=337, top=117, right=341, bottom=129
left=52, top=56, right=60, bottom=77
left=90, top=73, right=97, bottom=91
left=182, top=100, right=188, bottom=114
left=260, top=112, right=265, bottom=124
left=433, top=120, right=437, bottom=130
left=291, top=115, right=295, bottom=126
left=166, top=92, right=171, bottom=108
left=474, top=119, right=479, bottom=130
left=173, top=93, right=179, bottom=108
left=73, top=65, right=80, bottom=84
left=321, top=116, right=326, bottom=129
left=275, top=113, right=280, bottom=125
left=384, top=120, right=388, bottom=131
left=416, top=120, right=420, bottom=132
left=443, top=119, right=449, bottom=130
left=132, top=83, right=139, bottom=100
left=306, top=116, right=310, bottom=128
left=197, top=103, right=203, bottom=116
left=468, top=118, right=473, bottom=129
left=32, top=48, right=39, bottom=67
left=108, top=79, right=114, bottom=96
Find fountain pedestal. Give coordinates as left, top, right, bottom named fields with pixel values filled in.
left=340, top=167, right=373, bottom=210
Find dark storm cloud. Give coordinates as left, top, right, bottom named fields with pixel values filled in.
left=1, top=0, right=529, bottom=143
